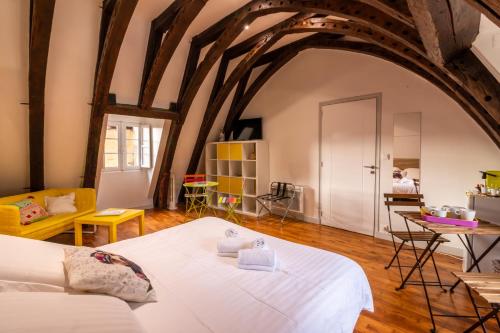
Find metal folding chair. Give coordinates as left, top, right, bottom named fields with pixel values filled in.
left=384, top=193, right=449, bottom=290
left=218, top=194, right=242, bottom=223
left=183, top=174, right=207, bottom=218
left=257, top=182, right=295, bottom=223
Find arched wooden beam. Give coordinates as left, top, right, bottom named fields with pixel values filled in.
left=359, top=0, right=414, bottom=26
left=28, top=0, right=56, bottom=191
left=83, top=0, right=138, bottom=188
left=138, top=0, right=183, bottom=106
left=182, top=19, right=345, bottom=184
left=185, top=17, right=498, bottom=180
left=465, top=0, right=499, bottom=26
left=155, top=1, right=425, bottom=205
left=178, top=1, right=424, bottom=125
left=225, top=34, right=499, bottom=147
left=407, top=0, right=480, bottom=65
left=139, top=0, right=206, bottom=110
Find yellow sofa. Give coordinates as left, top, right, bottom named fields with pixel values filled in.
left=0, top=188, right=96, bottom=240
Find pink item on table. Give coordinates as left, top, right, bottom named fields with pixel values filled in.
left=421, top=214, right=478, bottom=228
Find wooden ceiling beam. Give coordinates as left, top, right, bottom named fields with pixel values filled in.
left=83, top=0, right=138, bottom=188
left=465, top=0, right=499, bottom=26
left=28, top=0, right=56, bottom=191
left=225, top=34, right=499, bottom=148
left=105, top=104, right=179, bottom=120
left=407, top=0, right=480, bottom=65
left=153, top=1, right=425, bottom=207
left=183, top=14, right=497, bottom=180
left=139, top=0, right=206, bottom=110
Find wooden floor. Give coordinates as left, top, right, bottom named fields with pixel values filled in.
left=49, top=209, right=498, bottom=333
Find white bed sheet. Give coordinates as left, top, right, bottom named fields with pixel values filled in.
left=393, top=178, right=417, bottom=194
left=103, top=217, right=373, bottom=333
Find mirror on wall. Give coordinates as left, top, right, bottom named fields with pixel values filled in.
left=392, top=113, right=421, bottom=194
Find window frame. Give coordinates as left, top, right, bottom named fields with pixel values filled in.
left=103, top=121, right=153, bottom=172
left=103, top=121, right=121, bottom=172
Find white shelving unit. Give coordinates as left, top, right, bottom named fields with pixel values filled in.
left=205, top=140, right=269, bottom=217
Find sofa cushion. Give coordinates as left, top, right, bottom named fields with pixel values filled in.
left=19, top=209, right=94, bottom=236
left=45, top=192, right=77, bottom=215
left=10, top=199, right=49, bottom=225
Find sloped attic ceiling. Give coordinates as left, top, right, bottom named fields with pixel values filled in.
left=20, top=0, right=500, bottom=206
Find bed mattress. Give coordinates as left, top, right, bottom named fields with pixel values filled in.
left=103, top=217, right=373, bottom=333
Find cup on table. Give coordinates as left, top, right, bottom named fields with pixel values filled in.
left=442, top=206, right=463, bottom=219
left=422, top=206, right=437, bottom=214
left=459, top=209, right=476, bottom=221
left=430, top=209, right=447, bottom=218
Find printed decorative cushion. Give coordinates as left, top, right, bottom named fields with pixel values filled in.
left=10, top=199, right=49, bottom=225
left=45, top=192, right=77, bottom=215
left=64, top=247, right=157, bottom=303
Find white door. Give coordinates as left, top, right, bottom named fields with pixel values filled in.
left=320, top=97, right=378, bottom=236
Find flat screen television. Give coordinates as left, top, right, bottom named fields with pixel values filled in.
left=232, top=118, right=262, bottom=140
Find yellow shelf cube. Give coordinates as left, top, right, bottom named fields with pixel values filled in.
left=229, top=177, right=243, bottom=195
left=229, top=143, right=243, bottom=161
left=217, top=176, right=230, bottom=193
left=217, top=143, right=230, bottom=160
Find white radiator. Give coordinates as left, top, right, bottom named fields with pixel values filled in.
left=269, top=184, right=304, bottom=216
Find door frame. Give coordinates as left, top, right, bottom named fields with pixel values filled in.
left=318, top=93, right=382, bottom=236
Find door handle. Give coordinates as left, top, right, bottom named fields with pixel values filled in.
left=363, top=165, right=377, bottom=170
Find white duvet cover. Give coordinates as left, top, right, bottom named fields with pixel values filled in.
left=103, top=217, right=373, bottom=333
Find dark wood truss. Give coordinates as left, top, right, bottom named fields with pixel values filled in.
left=83, top=0, right=138, bottom=188
left=182, top=16, right=499, bottom=188
left=465, top=0, right=500, bottom=26
left=139, top=0, right=206, bottom=110
left=35, top=0, right=494, bottom=207
left=224, top=34, right=498, bottom=145
left=155, top=0, right=428, bottom=207
left=106, top=104, right=179, bottom=120
left=28, top=0, right=56, bottom=191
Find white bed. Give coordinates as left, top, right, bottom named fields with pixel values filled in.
left=0, top=217, right=373, bottom=333
left=103, top=217, right=373, bottom=333
left=392, top=177, right=417, bottom=194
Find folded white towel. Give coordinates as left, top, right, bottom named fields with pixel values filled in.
left=252, top=237, right=266, bottom=249
left=225, top=228, right=239, bottom=238
left=217, top=238, right=249, bottom=257
left=238, top=248, right=277, bottom=272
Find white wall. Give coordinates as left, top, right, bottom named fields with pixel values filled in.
left=0, top=0, right=99, bottom=196
left=0, top=0, right=30, bottom=195
left=241, top=49, right=500, bottom=253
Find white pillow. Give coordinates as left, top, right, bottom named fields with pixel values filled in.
left=402, top=168, right=420, bottom=180
left=64, top=247, right=157, bottom=303
left=45, top=192, right=77, bottom=214
left=0, top=234, right=67, bottom=288
left=0, top=292, right=145, bottom=333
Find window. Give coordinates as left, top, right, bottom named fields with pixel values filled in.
left=140, top=125, right=151, bottom=168
left=104, top=123, right=120, bottom=170
left=103, top=122, right=152, bottom=171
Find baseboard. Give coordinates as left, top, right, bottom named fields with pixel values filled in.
left=374, top=231, right=463, bottom=258
left=271, top=208, right=319, bottom=224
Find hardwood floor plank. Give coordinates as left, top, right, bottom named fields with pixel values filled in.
left=48, top=209, right=498, bottom=332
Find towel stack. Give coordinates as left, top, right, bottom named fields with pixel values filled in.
left=217, top=228, right=278, bottom=272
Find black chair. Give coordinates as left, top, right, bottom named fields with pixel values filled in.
left=257, top=182, right=295, bottom=223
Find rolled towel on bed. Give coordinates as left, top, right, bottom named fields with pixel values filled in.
left=225, top=228, right=239, bottom=238
left=217, top=238, right=249, bottom=257
left=238, top=248, right=277, bottom=272
left=252, top=237, right=267, bottom=249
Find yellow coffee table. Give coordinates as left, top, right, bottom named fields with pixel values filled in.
left=74, top=209, right=145, bottom=246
